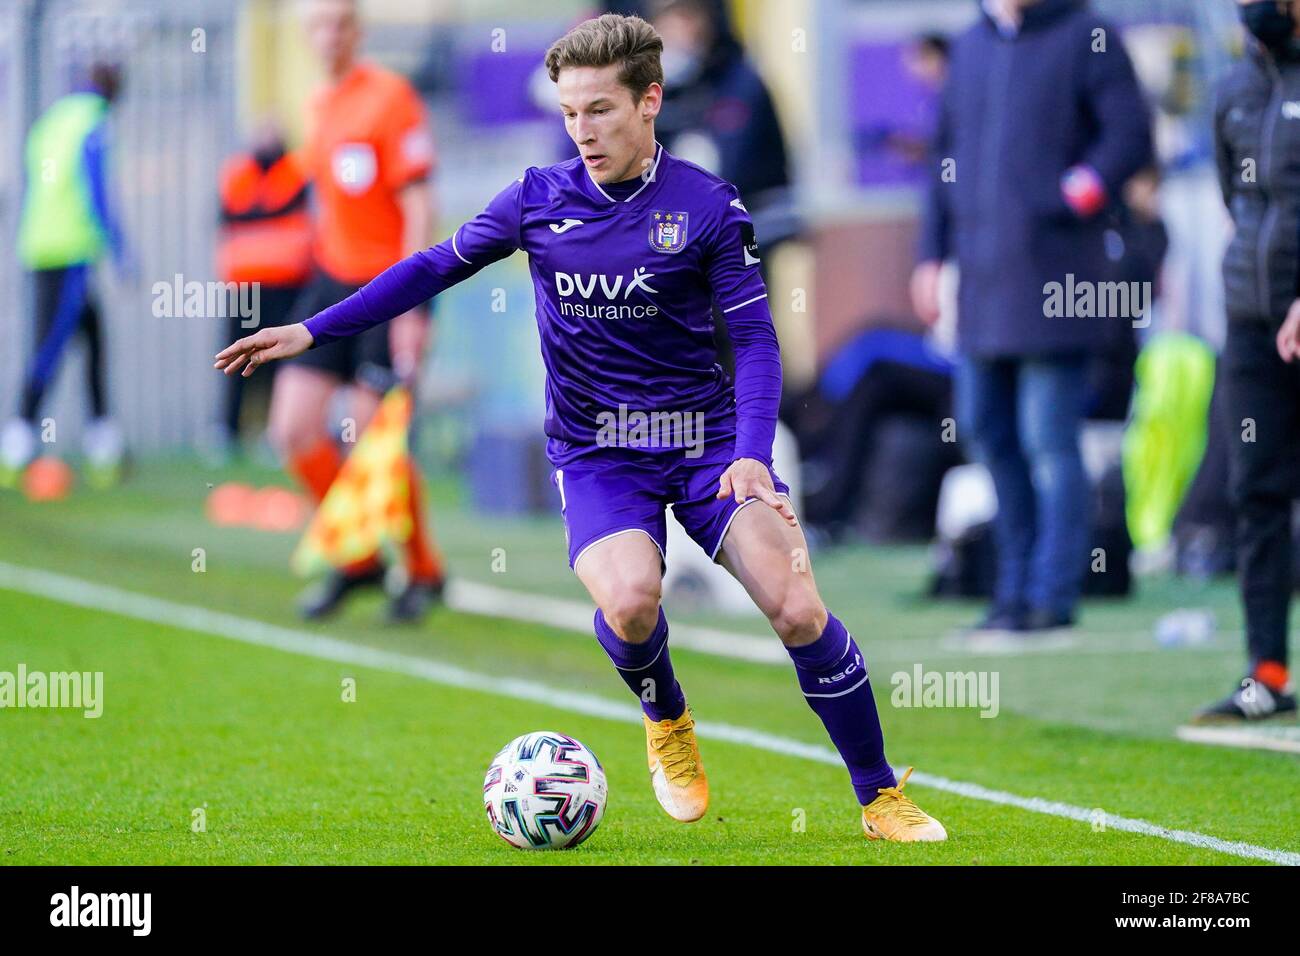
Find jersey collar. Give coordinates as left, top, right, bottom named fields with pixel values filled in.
left=582, top=142, right=665, bottom=206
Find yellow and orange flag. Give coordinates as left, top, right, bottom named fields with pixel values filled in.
left=291, top=386, right=414, bottom=577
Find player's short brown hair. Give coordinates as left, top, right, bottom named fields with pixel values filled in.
left=544, top=14, right=664, bottom=102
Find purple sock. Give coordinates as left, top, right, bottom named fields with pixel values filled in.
left=594, top=608, right=686, bottom=722
left=787, top=612, right=896, bottom=805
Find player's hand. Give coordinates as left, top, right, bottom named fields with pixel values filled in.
left=1278, top=298, right=1300, bottom=363
left=716, top=457, right=797, bottom=527
left=389, top=309, right=430, bottom=383
left=214, top=323, right=313, bottom=377
left=910, top=260, right=943, bottom=327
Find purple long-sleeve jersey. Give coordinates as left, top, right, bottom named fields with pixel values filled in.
left=305, top=144, right=781, bottom=467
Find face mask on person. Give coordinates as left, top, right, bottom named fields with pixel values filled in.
left=1241, top=1, right=1296, bottom=51
left=661, top=47, right=704, bottom=87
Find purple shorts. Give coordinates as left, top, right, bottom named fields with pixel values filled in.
left=550, top=442, right=790, bottom=570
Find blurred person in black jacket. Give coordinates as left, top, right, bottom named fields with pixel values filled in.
left=649, top=0, right=790, bottom=214
left=1193, top=0, right=1300, bottom=724
left=648, top=0, right=794, bottom=376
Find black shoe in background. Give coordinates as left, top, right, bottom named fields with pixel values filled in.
left=1191, top=679, right=1297, bottom=724
left=973, top=604, right=1027, bottom=633
left=942, top=604, right=1025, bottom=650
left=946, top=604, right=1077, bottom=652
left=1023, top=608, right=1076, bottom=633
left=385, top=577, right=445, bottom=625
left=298, top=565, right=386, bottom=620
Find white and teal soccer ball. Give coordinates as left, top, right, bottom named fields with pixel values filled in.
left=483, top=731, right=608, bottom=850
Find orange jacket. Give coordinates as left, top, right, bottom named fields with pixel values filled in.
left=218, top=152, right=313, bottom=286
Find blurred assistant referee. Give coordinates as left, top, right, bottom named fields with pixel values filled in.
left=271, top=0, right=445, bottom=623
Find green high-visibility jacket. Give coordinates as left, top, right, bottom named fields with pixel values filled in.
left=17, top=93, right=109, bottom=269
left=1122, top=332, right=1216, bottom=551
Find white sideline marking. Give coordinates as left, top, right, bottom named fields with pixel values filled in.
left=446, top=579, right=1233, bottom=663
left=1, top=560, right=1296, bottom=867
left=447, top=578, right=787, bottom=664
left=1176, top=725, right=1300, bottom=755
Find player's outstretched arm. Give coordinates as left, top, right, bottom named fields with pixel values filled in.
left=295, top=177, right=525, bottom=352
left=215, top=323, right=314, bottom=377
left=212, top=178, right=523, bottom=379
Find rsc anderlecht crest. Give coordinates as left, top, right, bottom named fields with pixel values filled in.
left=649, top=210, right=689, bottom=253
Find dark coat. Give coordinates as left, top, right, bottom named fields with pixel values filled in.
left=657, top=40, right=790, bottom=210
left=919, top=0, right=1153, bottom=358
left=1215, top=42, right=1300, bottom=326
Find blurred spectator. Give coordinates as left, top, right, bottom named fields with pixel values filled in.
left=1192, top=0, right=1300, bottom=723
left=215, top=119, right=312, bottom=453
left=792, top=326, right=958, bottom=541
left=1089, top=169, right=1167, bottom=420
left=787, top=34, right=956, bottom=545
left=648, top=0, right=790, bottom=214
left=2, top=62, right=130, bottom=490
left=860, top=33, right=951, bottom=171
left=648, top=0, right=794, bottom=377
left=898, top=33, right=951, bottom=164
left=913, top=0, right=1152, bottom=639
left=907, top=33, right=951, bottom=91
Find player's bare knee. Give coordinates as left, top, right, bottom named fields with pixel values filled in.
left=602, top=583, right=661, bottom=644
left=770, top=587, right=827, bottom=646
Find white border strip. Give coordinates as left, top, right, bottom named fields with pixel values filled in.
left=451, top=578, right=784, bottom=663
left=585, top=143, right=663, bottom=204
left=720, top=293, right=769, bottom=314
left=451, top=580, right=1233, bottom=663
left=709, top=492, right=793, bottom=561
left=622, top=144, right=663, bottom=204
left=1176, top=725, right=1300, bottom=755
left=801, top=670, right=870, bottom=699
left=0, top=561, right=1296, bottom=866
left=572, top=528, right=666, bottom=572
left=451, top=228, right=471, bottom=265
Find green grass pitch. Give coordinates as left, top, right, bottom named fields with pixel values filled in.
left=0, top=458, right=1296, bottom=865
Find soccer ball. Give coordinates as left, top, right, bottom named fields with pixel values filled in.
left=483, top=731, right=608, bottom=850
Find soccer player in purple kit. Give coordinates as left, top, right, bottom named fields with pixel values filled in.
left=216, top=13, right=946, bottom=843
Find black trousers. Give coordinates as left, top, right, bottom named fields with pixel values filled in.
left=1224, top=320, right=1300, bottom=669
left=21, top=265, right=106, bottom=421
left=799, top=361, right=955, bottom=526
